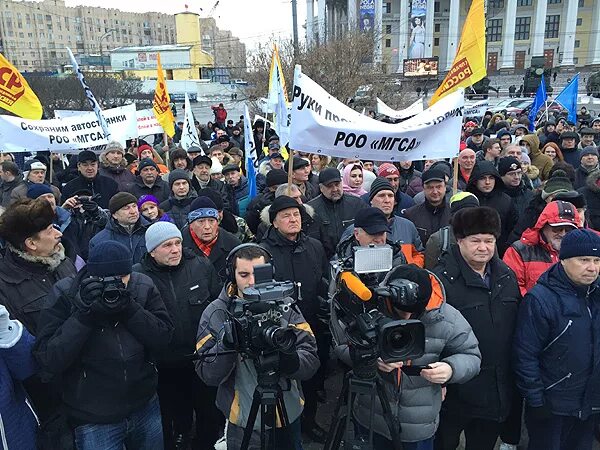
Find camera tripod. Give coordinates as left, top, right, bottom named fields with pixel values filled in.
left=324, top=349, right=403, bottom=450
left=240, top=352, right=290, bottom=450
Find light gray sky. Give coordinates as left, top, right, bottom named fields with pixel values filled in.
left=64, top=0, right=306, bottom=50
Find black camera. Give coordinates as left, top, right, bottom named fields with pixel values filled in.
left=99, top=276, right=126, bottom=304
left=224, top=264, right=298, bottom=358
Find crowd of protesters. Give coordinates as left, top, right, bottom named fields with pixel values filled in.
left=1, top=100, right=600, bottom=450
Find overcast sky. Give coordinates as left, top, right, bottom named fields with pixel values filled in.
left=64, top=0, right=307, bottom=50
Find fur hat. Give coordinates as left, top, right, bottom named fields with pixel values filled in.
left=452, top=206, right=501, bottom=239
left=0, top=198, right=55, bottom=248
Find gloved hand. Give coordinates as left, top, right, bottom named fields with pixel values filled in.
left=80, top=198, right=101, bottom=220
left=79, top=277, right=104, bottom=309
left=0, top=305, right=23, bottom=349
left=90, top=290, right=133, bottom=318
left=279, top=351, right=300, bottom=376
left=526, top=402, right=553, bottom=421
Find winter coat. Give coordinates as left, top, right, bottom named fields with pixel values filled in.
left=434, top=245, right=521, bottom=421
left=259, top=227, right=328, bottom=321
left=467, top=161, right=518, bottom=256
left=181, top=226, right=241, bottom=284
left=0, top=327, right=38, bottom=450
left=412, top=184, right=453, bottom=207
left=33, top=270, right=173, bottom=424
left=520, top=134, right=553, bottom=181
left=424, top=225, right=456, bottom=270
left=466, top=135, right=488, bottom=153
left=508, top=192, right=547, bottom=244
left=89, top=217, right=149, bottom=265
left=308, top=193, right=368, bottom=258
left=61, top=174, right=119, bottom=210
left=399, top=166, right=423, bottom=197
left=195, top=286, right=318, bottom=430
left=99, top=161, right=136, bottom=192
left=245, top=190, right=276, bottom=234
left=524, top=165, right=542, bottom=189
left=561, top=145, right=582, bottom=169
left=513, top=263, right=600, bottom=419
left=334, top=272, right=481, bottom=442
left=0, top=175, right=26, bottom=208
left=127, top=176, right=170, bottom=204
left=11, top=180, right=61, bottom=204
left=579, top=170, right=600, bottom=231
left=60, top=206, right=108, bottom=262
left=574, top=164, right=598, bottom=190
left=159, top=191, right=198, bottom=230
left=132, top=250, right=221, bottom=364
left=0, top=247, right=76, bottom=335
left=297, top=180, right=319, bottom=202
left=190, top=176, right=231, bottom=212
left=504, top=181, right=534, bottom=217
left=402, top=199, right=451, bottom=245
left=226, top=176, right=250, bottom=217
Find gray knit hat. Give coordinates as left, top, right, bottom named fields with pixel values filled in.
left=168, top=169, right=190, bottom=188
left=145, top=221, right=182, bottom=253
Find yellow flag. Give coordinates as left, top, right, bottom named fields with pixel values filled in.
left=429, top=0, right=486, bottom=105
left=152, top=53, right=175, bottom=137
left=0, top=52, right=42, bottom=119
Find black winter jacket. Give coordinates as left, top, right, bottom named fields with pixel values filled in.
left=127, top=176, right=170, bottom=204
left=434, top=245, right=520, bottom=421
left=159, top=192, right=198, bottom=230
left=133, top=250, right=220, bottom=364
left=245, top=190, right=276, bottom=234
left=259, top=227, right=328, bottom=321
left=61, top=174, right=119, bottom=210
left=33, top=270, right=173, bottom=425
left=503, top=181, right=534, bottom=218
left=190, top=176, right=231, bottom=212
left=402, top=200, right=450, bottom=245
left=580, top=171, right=600, bottom=231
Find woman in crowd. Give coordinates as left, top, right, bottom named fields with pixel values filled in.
left=342, top=163, right=367, bottom=197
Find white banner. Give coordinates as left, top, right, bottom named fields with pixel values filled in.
left=0, top=104, right=137, bottom=153
left=289, top=66, right=464, bottom=162
left=180, top=93, right=201, bottom=151
left=136, top=109, right=164, bottom=136
left=463, top=100, right=489, bottom=117
left=376, top=97, right=424, bottom=119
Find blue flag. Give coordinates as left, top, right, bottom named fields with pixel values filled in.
left=528, top=75, right=547, bottom=132
left=243, top=104, right=257, bottom=199
left=554, top=74, right=579, bottom=124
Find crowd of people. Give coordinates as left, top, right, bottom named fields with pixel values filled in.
left=1, top=101, right=600, bottom=450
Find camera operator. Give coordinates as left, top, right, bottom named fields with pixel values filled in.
left=33, top=240, right=174, bottom=449
left=195, top=244, right=319, bottom=449
left=133, top=222, right=223, bottom=449
left=332, top=264, right=481, bottom=449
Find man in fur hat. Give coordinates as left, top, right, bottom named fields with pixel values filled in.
left=434, top=206, right=522, bottom=450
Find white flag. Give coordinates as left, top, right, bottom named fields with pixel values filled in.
left=274, top=70, right=291, bottom=146
left=376, top=97, right=424, bottom=120
left=180, top=93, right=201, bottom=151
left=66, top=47, right=111, bottom=139
left=244, top=104, right=256, bottom=164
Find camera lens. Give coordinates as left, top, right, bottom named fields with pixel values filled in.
left=263, top=326, right=296, bottom=353
left=102, top=288, right=121, bottom=304
left=384, top=328, right=413, bottom=351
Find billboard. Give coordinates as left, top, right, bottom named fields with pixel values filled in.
left=403, top=57, right=439, bottom=77
left=408, top=0, right=427, bottom=59
left=359, top=0, right=375, bottom=32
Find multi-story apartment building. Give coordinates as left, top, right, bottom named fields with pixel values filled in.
left=199, top=17, right=247, bottom=75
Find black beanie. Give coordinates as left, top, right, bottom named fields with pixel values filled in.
left=369, top=177, right=394, bottom=202
left=269, top=195, right=302, bottom=223
left=87, top=240, right=132, bottom=277
left=109, top=192, right=138, bottom=215
left=266, top=169, right=288, bottom=187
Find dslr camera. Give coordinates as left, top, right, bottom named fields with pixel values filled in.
left=98, top=276, right=127, bottom=305
left=223, top=264, right=298, bottom=359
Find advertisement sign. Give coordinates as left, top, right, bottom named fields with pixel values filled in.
left=409, top=0, right=427, bottom=59
left=403, top=57, right=439, bottom=77
left=359, top=0, right=375, bottom=32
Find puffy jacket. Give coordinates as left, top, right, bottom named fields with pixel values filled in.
left=98, top=154, right=136, bottom=192
left=334, top=271, right=481, bottom=442
left=520, top=134, right=553, bottom=181
left=503, top=203, right=567, bottom=296
left=402, top=199, right=451, bottom=245
left=513, top=263, right=600, bottom=419
left=260, top=227, right=328, bottom=321
left=33, top=270, right=173, bottom=424
left=308, top=193, right=368, bottom=258
left=61, top=174, right=119, bottom=210
left=0, top=326, right=38, bottom=450
left=195, top=286, right=319, bottom=430
left=159, top=191, right=198, bottom=230
left=127, top=176, right=170, bottom=204
left=580, top=170, right=600, bottom=231
left=434, top=245, right=521, bottom=421
left=132, top=250, right=220, bottom=364
left=0, top=247, right=76, bottom=335
left=89, top=217, right=149, bottom=265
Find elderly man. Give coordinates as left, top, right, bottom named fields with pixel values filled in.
left=504, top=200, right=580, bottom=296
left=189, top=155, right=230, bottom=211
left=513, top=229, right=600, bottom=450
left=457, top=148, right=476, bottom=190
left=10, top=160, right=61, bottom=203
left=222, top=163, right=250, bottom=217
left=574, top=147, right=599, bottom=190
left=61, top=150, right=119, bottom=209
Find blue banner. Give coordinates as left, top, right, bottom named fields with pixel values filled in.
left=359, top=0, right=375, bottom=32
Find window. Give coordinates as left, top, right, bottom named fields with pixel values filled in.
left=385, top=3, right=391, bottom=13
left=487, top=19, right=502, bottom=42
left=434, top=1, right=440, bottom=12
left=574, top=57, right=579, bottom=64
left=515, top=17, right=531, bottom=40
left=385, top=38, right=391, bottom=48
left=548, top=0, right=561, bottom=3
left=489, top=0, right=504, bottom=7
left=434, top=23, right=440, bottom=32
left=545, top=15, right=559, bottom=38
left=517, top=0, right=532, bottom=5
left=385, top=25, right=392, bottom=34
left=434, top=37, right=439, bottom=46
left=578, top=0, right=584, bottom=6
left=577, top=18, right=582, bottom=26
left=575, top=40, right=580, bottom=48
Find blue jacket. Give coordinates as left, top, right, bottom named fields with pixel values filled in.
left=89, top=217, right=150, bottom=264
left=513, top=263, right=600, bottom=419
left=227, top=176, right=250, bottom=218
left=0, top=328, right=38, bottom=450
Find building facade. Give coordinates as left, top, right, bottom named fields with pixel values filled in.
left=199, top=17, right=247, bottom=76
left=307, top=0, right=600, bottom=74
left=0, top=0, right=176, bottom=72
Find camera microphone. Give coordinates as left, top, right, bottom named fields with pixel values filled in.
left=340, top=272, right=372, bottom=302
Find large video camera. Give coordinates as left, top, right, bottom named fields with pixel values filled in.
left=223, top=264, right=298, bottom=359
left=331, top=245, right=425, bottom=378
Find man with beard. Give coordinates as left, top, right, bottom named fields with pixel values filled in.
left=503, top=201, right=580, bottom=295
left=98, top=141, right=136, bottom=191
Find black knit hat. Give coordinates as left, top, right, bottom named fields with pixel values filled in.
left=268, top=195, right=302, bottom=223
left=137, top=158, right=158, bottom=174
left=369, top=177, right=394, bottom=202
left=0, top=198, right=55, bottom=248
left=266, top=169, right=288, bottom=187
left=196, top=189, right=224, bottom=210
left=109, top=192, right=138, bottom=215
left=87, top=240, right=132, bottom=277
left=168, top=169, right=190, bottom=188
left=497, top=156, right=521, bottom=176
left=452, top=206, right=501, bottom=239
left=554, top=191, right=587, bottom=209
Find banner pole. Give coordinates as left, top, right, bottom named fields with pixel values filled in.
left=286, top=150, right=294, bottom=195
left=163, top=132, right=170, bottom=169
left=49, top=154, right=53, bottom=185
left=452, top=156, right=459, bottom=195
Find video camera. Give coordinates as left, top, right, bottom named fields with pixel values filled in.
left=223, top=264, right=298, bottom=359
left=331, top=245, right=425, bottom=377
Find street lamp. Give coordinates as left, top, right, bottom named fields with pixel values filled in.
left=100, top=28, right=117, bottom=76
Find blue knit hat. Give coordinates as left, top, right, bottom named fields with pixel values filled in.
left=26, top=183, right=53, bottom=199
left=87, top=240, right=132, bottom=277
left=559, top=229, right=600, bottom=260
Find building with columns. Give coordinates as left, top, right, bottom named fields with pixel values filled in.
left=306, top=0, right=600, bottom=74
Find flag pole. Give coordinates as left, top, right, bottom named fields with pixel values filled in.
left=452, top=157, right=459, bottom=195
left=49, top=155, right=54, bottom=185
left=286, top=150, right=294, bottom=195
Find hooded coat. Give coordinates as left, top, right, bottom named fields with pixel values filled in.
left=503, top=204, right=567, bottom=296
left=520, top=134, right=553, bottom=181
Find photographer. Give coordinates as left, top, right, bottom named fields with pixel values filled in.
left=331, top=264, right=481, bottom=449
left=195, top=244, right=319, bottom=449
left=34, top=240, right=174, bottom=449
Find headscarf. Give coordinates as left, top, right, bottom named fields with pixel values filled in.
left=342, top=163, right=367, bottom=197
